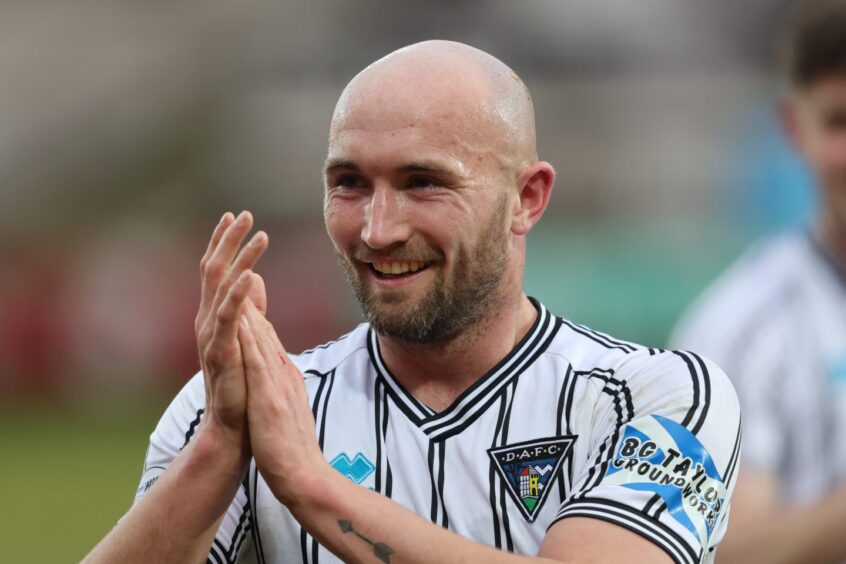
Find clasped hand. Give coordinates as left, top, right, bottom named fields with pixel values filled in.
left=195, top=211, right=328, bottom=504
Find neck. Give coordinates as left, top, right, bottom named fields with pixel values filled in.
left=376, top=290, right=538, bottom=412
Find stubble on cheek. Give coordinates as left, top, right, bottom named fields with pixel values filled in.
left=339, top=192, right=512, bottom=344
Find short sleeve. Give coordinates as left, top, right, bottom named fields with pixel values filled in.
left=551, top=351, right=742, bottom=564
left=672, top=310, right=794, bottom=477
left=133, top=372, right=255, bottom=564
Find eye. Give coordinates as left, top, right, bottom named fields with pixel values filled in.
left=824, top=109, right=846, bottom=131
left=408, top=176, right=437, bottom=189
left=336, top=174, right=365, bottom=189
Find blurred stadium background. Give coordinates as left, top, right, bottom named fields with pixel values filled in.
left=0, top=0, right=813, bottom=560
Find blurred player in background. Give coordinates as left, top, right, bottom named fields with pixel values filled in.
left=671, top=1, right=846, bottom=561
left=85, top=40, right=740, bottom=563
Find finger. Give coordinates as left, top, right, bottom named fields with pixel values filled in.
left=200, top=212, right=258, bottom=332
left=208, top=231, right=268, bottom=331
left=209, top=269, right=254, bottom=353
left=251, top=298, right=288, bottom=355
left=243, top=300, right=278, bottom=367
left=238, top=314, right=271, bottom=396
left=200, top=212, right=234, bottom=275
left=198, top=213, right=234, bottom=315
left=243, top=303, right=291, bottom=396
left=219, top=231, right=269, bottom=303
left=203, top=210, right=254, bottom=301
left=244, top=300, right=295, bottom=382
left=247, top=273, right=268, bottom=316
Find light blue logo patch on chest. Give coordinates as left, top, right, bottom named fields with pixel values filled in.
left=330, top=452, right=376, bottom=484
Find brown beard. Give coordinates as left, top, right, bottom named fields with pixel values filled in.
left=340, top=193, right=510, bottom=344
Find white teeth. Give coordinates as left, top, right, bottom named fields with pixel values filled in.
left=372, top=261, right=428, bottom=275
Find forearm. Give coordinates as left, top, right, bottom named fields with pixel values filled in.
left=719, top=485, right=846, bottom=564
left=83, top=422, right=250, bottom=564
left=280, top=467, right=561, bottom=564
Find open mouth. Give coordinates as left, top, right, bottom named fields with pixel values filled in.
left=369, top=260, right=432, bottom=280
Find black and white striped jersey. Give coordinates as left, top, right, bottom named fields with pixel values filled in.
left=672, top=231, right=846, bottom=505
left=137, top=299, right=740, bottom=564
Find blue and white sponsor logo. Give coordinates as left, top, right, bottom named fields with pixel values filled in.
left=602, top=415, right=725, bottom=546
left=330, top=452, right=376, bottom=484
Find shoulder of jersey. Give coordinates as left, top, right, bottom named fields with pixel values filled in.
left=289, top=322, right=371, bottom=377
left=549, top=313, right=717, bottom=384
left=550, top=314, right=648, bottom=373
left=670, top=231, right=808, bottom=350
left=551, top=315, right=738, bottom=420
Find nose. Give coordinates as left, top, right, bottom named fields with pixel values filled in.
left=361, top=185, right=411, bottom=250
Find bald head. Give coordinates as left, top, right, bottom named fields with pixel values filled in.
left=323, top=42, right=555, bottom=344
left=330, top=40, right=537, bottom=170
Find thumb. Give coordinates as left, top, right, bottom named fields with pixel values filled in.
left=248, top=273, right=268, bottom=316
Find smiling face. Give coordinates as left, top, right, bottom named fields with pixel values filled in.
left=785, top=75, right=846, bottom=230
left=323, top=42, right=536, bottom=344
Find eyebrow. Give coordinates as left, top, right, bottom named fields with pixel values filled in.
left=323, top=158, right=358, bottom=174
left=323, top=158, right=462, bottom=180
left=397, top=161, right=460, bottom=179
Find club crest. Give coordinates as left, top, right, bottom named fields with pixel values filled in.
left=488, top=436, right=577, bottom=522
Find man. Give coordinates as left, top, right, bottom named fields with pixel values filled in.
left=86, top=40, right=739, bottom=564
left=670, top=1, right=846, bottom=562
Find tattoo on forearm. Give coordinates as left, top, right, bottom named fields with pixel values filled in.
left=338, top=519, right=394, bottom=563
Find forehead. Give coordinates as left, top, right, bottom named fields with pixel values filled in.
left=327, top=73, right=505, bottom=173
left=332, top=67, right=494, bottom=132
left=328, top=103, right=498, bottom=175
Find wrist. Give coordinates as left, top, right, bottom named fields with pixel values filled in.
left=271, top=460, right=340, bottom=511
left=194, top=418, right=251, bottom=473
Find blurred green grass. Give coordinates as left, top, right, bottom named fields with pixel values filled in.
left=0, top=405, right=160, bottom=563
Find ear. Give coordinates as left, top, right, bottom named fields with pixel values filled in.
left=511, top=161, right=555, bottom=236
